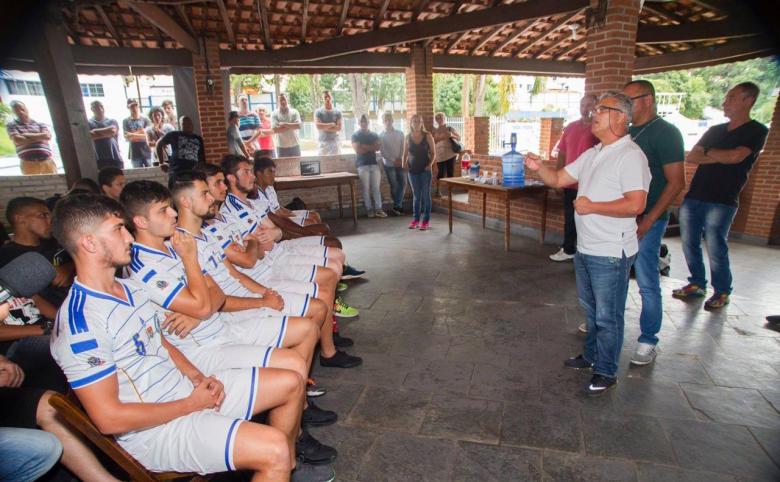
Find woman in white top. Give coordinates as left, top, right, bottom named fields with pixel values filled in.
left=431, top=112, right=460, bottom=196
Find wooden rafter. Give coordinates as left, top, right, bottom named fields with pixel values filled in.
left=537, top=31, right=574, bottom=58
left=634, top=36, right=775, bottom=74
left=446, top=31, right=471, bottom=54
left=301, top=0, right=310, bottom=43
left=641, top=5, right=684, bottom=25
left=554, top=37, right=585, bottom=60
left=125, top=0, right=199, bottom=52
left=469, top=25, right=504, bottom=55
left=514, top=10, right=580, bottom=57
left=174, top=4, right=196, bottom=37
left=687, top=0, right=729, bottom=19
left=450, top=0, right=465, bottom=15
left=411, top=0, right=429, bottom=21
left=94, top=5, right=122, bottom=46
left=636, top=17, right=758, bottom=44
left=255, top=0, right=272, bottom=50
left=374, top=0, right=392, bottom=30
left=215, top=0, right=236, bottom=47
left=337, top=0, right=350, bottom=35
left=489, top=19, right=536, bottom=55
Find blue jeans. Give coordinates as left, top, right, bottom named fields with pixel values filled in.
left=384, top=165, right=407, bottom=210
left=679, top=198, right=738, bottom=294
left=0, top=427, right=62, bottom=481
left=575, top=252, right=636, bottom=378
left=357, top=164, right=383, bottom=211
left=634, top=218, right=668, bottom=345
left=408, top=171, right=432, bottom=222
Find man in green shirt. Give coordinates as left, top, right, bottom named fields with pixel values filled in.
left=623, top=80, right=685, bottom=366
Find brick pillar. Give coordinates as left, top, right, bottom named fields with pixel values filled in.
left=733, top=94, right=780, bottom=244
left=464, top=116, right=489, bottom=155
left=538, top=117, right=564, bottom=160
left=192, top=37, right=229, bottom=164
left=405, top=44, right=434, bottom=131
left=584, top=0, right=640, bottom=95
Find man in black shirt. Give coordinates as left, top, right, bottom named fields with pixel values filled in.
left=155, top=116, right=206, bottom=180
left=673, top=82, right=769, bottom=310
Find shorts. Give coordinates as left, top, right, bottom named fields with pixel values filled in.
left=121, top=368, right=260, bottom=474
left=270, top=262, right=321, bottom=283
left=266, top=280, right=318, bottom=298
left=276, top=291, right=312, bottom=317
left=20, top=159, right=57, bottom=175
left=291, top=210, right=309, bottom=226
left=0, top=387, right=48, bottom=428
left=223, top=310, right=289, bottom=349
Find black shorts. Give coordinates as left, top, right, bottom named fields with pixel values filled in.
left=0, top=387, right=48, bottom=428
left=436, top=156, right=456, bottom=179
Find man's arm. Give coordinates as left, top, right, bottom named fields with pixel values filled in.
left=0, top=323, right=44, bottom=343
left=223, top=242, right=258, bottom=269
left=575, top=190, right=647, bottom=218
left=31, top=295, right=58, bottom=321
left=156, top=133, right=171, bottom=162
left=90, top=126, right=117, bottom=140
left=524, top=153, right=577, bottom=188
left=687, top=145, right=753, bottom=165
left=164, top=231, right=214, bottom=319
left=638, top=161, right=684, bottom=235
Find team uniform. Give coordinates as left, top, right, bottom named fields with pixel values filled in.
left=126, top=242, right=288, bottom=373
left=246, top=192, right=329, bottom=258
left=50, top=278, right=262, bottom=474
left=258, top=185, right=309, bottom=225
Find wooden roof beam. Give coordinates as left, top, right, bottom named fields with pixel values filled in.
left=537, top=31, right=574, bottom=58
left=469, top=25, right=504, bottom=55
left=554, top=37, right=585, bottom=60
left=634, top=36, right=776, bottom=74
left=215, top=0, right=236, bottom=47
left=489, top=19, right=535, bottom=55
left=446, top=31, right=471, bottom=54
left=411, top=0, right=429, bottom=21
left=94, top=5, right=122, bottom=47
left=174, top=4, right=196, bottom=37
left=641, top=5, right=684, bottom=25
left=374, top=0, right=392, bottom=30
left=301, top=0, right=310, bottom=43
left=514, top=9, right=581, bottom=57
left=450, top=0, right=465, bottom=15
left=337, top=0, right=350, bottom=35
left=125, top=0, right=199, bottom=52
left=272, top=0, right=588, bottom=62
left=636, top=17, right=760, bottom=44
left=255, top=0, right=273, bottom=50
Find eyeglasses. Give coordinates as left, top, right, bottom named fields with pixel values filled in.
left=591, top=105, right=625, bottom=115
left=630, top=93, right=652, bottom=101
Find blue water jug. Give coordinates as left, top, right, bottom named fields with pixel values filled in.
left=502, top=133, right=525, bottom=187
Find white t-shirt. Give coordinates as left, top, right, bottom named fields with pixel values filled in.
left=564, top=135, right=651, bottom=258
left=257, top=186, right=281, bottom=212
left=271, top=108, right=301, bottom=148
left=221, top=193, right=268, bottom=238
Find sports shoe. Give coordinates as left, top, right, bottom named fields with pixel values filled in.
left=374, top=210, right=388, bottom=218
left=419, top=221, right=430, bottom=231
left=307, top=378, right=327, bottom=398
left=389, top=208, right=401, bottom=216
left=704, top=292, right=730, bottom=311
left=367, top=210, right=376, bottom=218
left=578, top=323, right=588, bottom=334
left=333, top=332, right=354, bottom=348
left=302, top=399, right=337, bottom=427
left=320, top=350, right=362, bottom=368
left=630, top=342, right=657, bottom=366
left=767, top=315, right=780, bottom=326
left=583, top=374, right=617, bottom=396
left=334, top=297, right=358, bottom=318
left=341, top=265, right=365, bottom=280
left=336, top=282, right=348, bottom=292
left=672, top=283, right=706, bottom=300
left=291, top=456, right=336, bottom=481
left=549, top=248, right=575, bottom=262
left=563, top=354, right=593, bottom=370
left=408, top=220, right=419, bottom=229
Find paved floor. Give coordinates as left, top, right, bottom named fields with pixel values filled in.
left=305, top=212, right=780, bottom=482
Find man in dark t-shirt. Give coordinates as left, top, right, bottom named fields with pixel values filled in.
left=122, top=99, right=152, bottom=168
left=156, top=116, right=206, bottom=180
left=88, top=100, right=123, bottom=170
left=351, top=115, right=384, bottom=217
left=673, top=82, right=769, bottom=310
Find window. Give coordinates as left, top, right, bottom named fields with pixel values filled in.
left=4, top=79, right=44, bottom=96
left=80, top=83, right=105, bottom=97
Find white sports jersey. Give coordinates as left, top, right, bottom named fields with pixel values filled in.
left=50, top=278, right=192, bottom=437
left=202, top=212, right=245, bottom=251
left=256, top=186, right=281, bottom=212
left=220, top=193, right=268, bottom=238
left=126, top=242, right=227, bottom=345
left=175, top=227, right=245, bottom=297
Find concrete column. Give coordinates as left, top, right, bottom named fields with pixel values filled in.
left=585, top=0, right=641, bottom=95
left=35, top=17, right=96, bottom=184
left=192, top=37, right=229, bottom=164
left=464, top=116, right=490, bottom=155
left=405, top=44, right=434, bottom=131
left=172, top=67, right=202, bottom=134
left=539, top=117, right=564, bottom=160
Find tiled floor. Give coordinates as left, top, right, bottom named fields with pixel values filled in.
left=306, top=212, right=780, bottom=481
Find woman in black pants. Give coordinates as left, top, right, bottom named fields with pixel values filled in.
left=432, top=112, right=460, bottom=197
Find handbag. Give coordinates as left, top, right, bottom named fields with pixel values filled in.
left=448, top=127, right=463, bottom=153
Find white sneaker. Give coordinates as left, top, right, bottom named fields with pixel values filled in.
left=630, top=342, right=657, bottom=366
left=549, top=248, right=575, bottom=262
left=578, top=323, right=588, bottom=334
left=374, top=210, right=388, bottom=218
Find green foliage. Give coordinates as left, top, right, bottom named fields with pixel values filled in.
left=482, top=77, right=500, bottom=116
left=433, top=73, right=464, bottom=116
left=0, top=102, right=10, bottom=126
left=370, top=74, right=405, bottom=113
left=0, top=128, right=15, bottom=157
left=497, top=75, right=516, bottom=116
left=286, top=75, right=315, bottom=119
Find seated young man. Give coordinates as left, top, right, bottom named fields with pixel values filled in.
left=97, top=167, right=126, bottom=201
left=197, top=164, right=362, bottom=369
left=253, top=156, right=321, bottom=227
left=49, top=193, right=335, bottom=481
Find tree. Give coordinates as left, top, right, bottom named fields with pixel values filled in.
left=474, top=75, right=487, bottom=116
left=497, top=75, right=516, bottom=116
left=433, top=73, right=464, bottom=116
left=369, top=74, right=405, bottom=114
left=348, top=73, right=370, bottom=120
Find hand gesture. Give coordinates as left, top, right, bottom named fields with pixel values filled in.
left=162, top=312, right=202, bottom=338
left=524, top=152, right=542, bottom=171
left=171, top=230, right=197, bottom=261
left=0, top=356, right=25, bottom=388
left=188, top=375, right=225, bottom=411
left=636, top=215, right=652, bottom=239
left=573, top=196, right=594, bottom=215
left=262, top=290, right=284, bottom=311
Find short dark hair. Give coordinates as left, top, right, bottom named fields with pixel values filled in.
left=194, top=162, right=224, bottom=179
left=5, top=197, right=47, bottom=226
left=98, top=167, right=124, bottom=188
left=625, top=79, right=656, bottom=99
left=120, top=180, right=171, bottom=221
left=253, top=155, right=276, bottom=174
left=51, top=193, right=125, bottom=254
left=228, top=110, right=239, bottom=120
left=168, top=171, right=207, bottom=202
left=220, top=154, right=251, bottom=186
left=735, top=82, right=760, bottom=106
left=70, top=178, right=101, bottom=195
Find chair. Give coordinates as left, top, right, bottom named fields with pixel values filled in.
left=49, top=392, right=206, bottom=482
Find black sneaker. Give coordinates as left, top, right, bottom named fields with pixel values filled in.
left=341, top=265, right=365, bottom=280
left=563, top=354, right=594, bottom=370
left=583, top=374, right=617, bottom=397
left=296, top=430, right=338, bottom=465
left=389, top=208, right=401, bottom=216
left=767, top=315, right=780, bottom=326
left=291, top=456, right=336, bottom=481
left=333, top=332, right=354, bottom=348
left=302, top=399, right=337, bottom=427
left=320, top=350, right=362, bottom=368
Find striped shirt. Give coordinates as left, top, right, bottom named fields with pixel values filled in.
left=6, top=119, right=52, bottom=161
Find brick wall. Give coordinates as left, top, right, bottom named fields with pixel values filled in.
left=405, top=45, right=434, bottom=131
left=192, top=37, right=229, bottom=165
left=539, top=118, right=564, bottom=159
left=585, top=0, right=640, bottom=95
left=464, top=117, right=490, bottom=155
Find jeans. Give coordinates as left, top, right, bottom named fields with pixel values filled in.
left=277, top=145, right=301, bottom=158
left=0, top=427, right=62, bottom=482
left=562, top=188, right=578, bottom=254
left=634, top=218, right=668, bottom=345
left=679, top=198, right=738, bottom=294
left=408, top=170, right=432, bottom=223
left=131, top=157, right=151, bottom=168
left=6, top=335, right=68, bottom=392
left=384, top=165, right=407, bottom=210
left=357, top=164, right=383, bottom=212
left=575, top=251, right=636, bottom=378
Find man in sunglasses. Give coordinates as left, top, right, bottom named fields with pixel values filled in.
left=525, top=91, right=651, bottom=396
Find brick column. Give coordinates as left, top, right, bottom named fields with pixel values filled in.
left=538, top=117, right=564, bottom=159
left=192, top=37, right=229, bottom=165
left=405, top=44, right=434, bottom=131
left=733, top=94, right=780, bottom=244
left=584, top=0, right=640, bottom=95
left=464, top=116, right=489, bottom=155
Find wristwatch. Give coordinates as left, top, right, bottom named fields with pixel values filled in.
left=41, top=319, right=54, bottom=336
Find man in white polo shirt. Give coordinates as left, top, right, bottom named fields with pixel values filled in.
left=525, top=91, right=651, bottom=396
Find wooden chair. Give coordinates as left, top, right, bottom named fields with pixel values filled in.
left=49, top=392, right=206, bottom=482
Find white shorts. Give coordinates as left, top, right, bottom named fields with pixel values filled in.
left=120, top=368, right=260, bottom=474
left=291, top=210, right=308, bottom=226
left=269, top=261, right=321, bottom=283
left=277, top=291, right=312, bottom=317
left=267, top=280, right=318, bottom=298
left=223, top=309, right=289, bottom=349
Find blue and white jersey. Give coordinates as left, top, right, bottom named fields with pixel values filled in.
left=255, top=186, right=281, bottom=212
left=176, top=227, right=247, bottom=297
left=220, top=193, right=268, bottom=238
left=126, top=242, right=227, bottom=346
left=50, top=278, right=192, bottom=434
left=202, top=212, right=245, bottom=251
